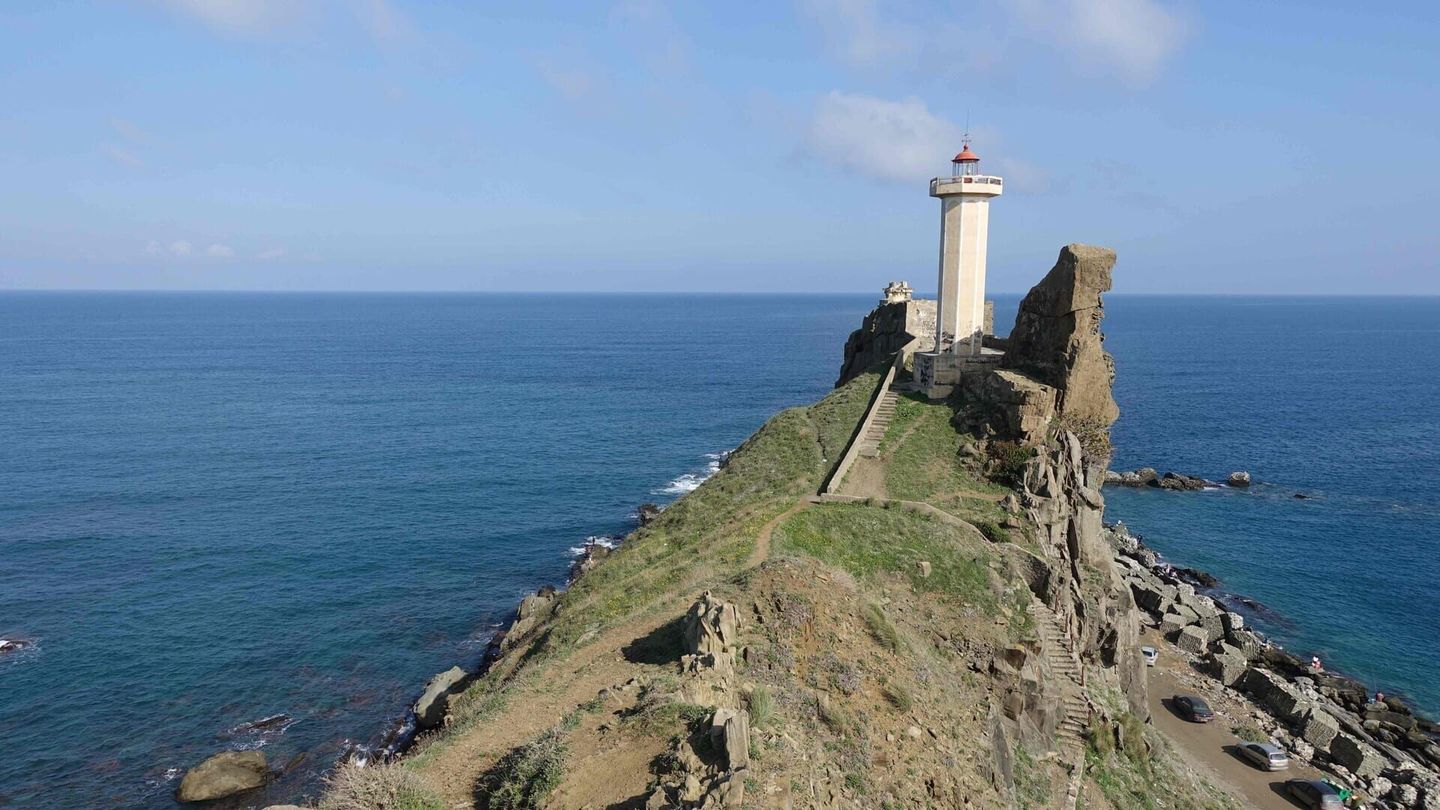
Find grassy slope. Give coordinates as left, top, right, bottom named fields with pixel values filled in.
left=369, top=369, right=1234, bottom=810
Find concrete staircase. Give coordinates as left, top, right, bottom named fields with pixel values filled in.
left=856, top=388, right=900, bottom=458
left=1030, top=602, right=1090, bottom=809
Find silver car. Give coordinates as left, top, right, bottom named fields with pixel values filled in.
left=1141, top=646, right=1158, bottom=666
left=1237, top=741, right=1289, bottom=771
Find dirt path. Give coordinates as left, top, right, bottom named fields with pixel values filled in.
left=746, top=497, right=810, bottom=569
left=1143, top=629, right=1321, bottom=810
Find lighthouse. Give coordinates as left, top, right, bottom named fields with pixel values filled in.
left=915, top=142, right=1004, bottom=398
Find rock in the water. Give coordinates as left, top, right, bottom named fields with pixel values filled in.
left=0, top=637, right=33, bottom=654
left=1227, top=471, right=1252, bottom=487
left=635, top=502, right=663, bottom=525
left=1000, top=244, right=1119, bottom=429
left=1153, top=472, right=1208, bottom=491
left=176, top=750, right=267, bottom=803
left=414, top=666, right=468, bottom=729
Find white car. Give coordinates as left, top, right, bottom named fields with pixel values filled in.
left=1141, top=646, right=1158, bottom=666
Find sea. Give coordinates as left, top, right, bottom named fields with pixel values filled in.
left=1, top=292, right=1437, bottom=808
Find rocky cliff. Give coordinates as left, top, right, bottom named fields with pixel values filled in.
left=297, top=244, right=1233, bottom=810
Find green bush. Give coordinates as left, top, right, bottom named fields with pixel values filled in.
left=985, top=440, right=1034, bottom=487
left=862, top=602, right=902, bottom=653
left=747, top=686, right=774, bottom=728
left=482, top=729, right=569, bottom=810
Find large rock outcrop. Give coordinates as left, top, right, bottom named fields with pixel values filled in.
left=836, top=295, right=936, bottom=386
left=1001, top=244, right=1119, bottom=430
left=176, top=750, right=268, bottom=803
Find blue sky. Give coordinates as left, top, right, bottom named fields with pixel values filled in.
left=1, top=1, right=1436, bottom=293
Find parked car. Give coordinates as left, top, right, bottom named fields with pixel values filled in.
left=1172, top=695, right=1214, bottom=723
left=1237, top=741, right=1289, bottom=770
left=1141, top=646, right=1158, bottom=666
left=1284, top=778, right=1344, bottom=808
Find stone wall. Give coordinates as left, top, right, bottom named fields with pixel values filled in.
left=835, top=295, right=996, bottom=388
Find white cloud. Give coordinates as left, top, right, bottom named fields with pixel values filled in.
left=258, top=247, right=287, bottom=260
left=805, top=92, right=963, bottom=183
left=1011, top=0, right=1188, bottom=85
left=152, top=0, right=414, bottom=46
left=169, top=240, right=194, bottom=257
left=798, top=0, right=922, bottom=70
left=206, top=243, right=235, bottom=258
left=103, top=145, right=144, bottom=168
left=155, top=0, right=297, bottom=34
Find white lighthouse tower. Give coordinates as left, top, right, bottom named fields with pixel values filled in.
left=915, top=141, right=1004, bottom=398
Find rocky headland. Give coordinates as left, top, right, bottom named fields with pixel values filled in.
left=175, top=243, right=1398, bottom=810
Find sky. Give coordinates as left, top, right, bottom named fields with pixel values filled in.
left=1, top=1, right=1437, bottom=294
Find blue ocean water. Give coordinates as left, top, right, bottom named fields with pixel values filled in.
left=1, top=292, right=1437, bottom=807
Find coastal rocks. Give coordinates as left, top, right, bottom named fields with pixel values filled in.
left=1301, top=707, right=1341, bottom=749
left=1176, top=625, right=1210, bottom=654
left=500, top=586, right=559, bottom=653
left=1156, top=472, right=1208, bottom=491
left=1331, top=733, right=1386, bottom=778
left=175, top=750, right=268, bottom=803
left=414, top=666, right=468, bottom=730
left=636, top=502, right=663, bottom=526
left=1228, top=471, right=1252, bottom=487
left=1001, top=244, right=1119, bottom=430
left=0, top=637, right=34, bottom=654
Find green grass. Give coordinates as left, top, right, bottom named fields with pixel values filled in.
left=774, top=502, right=996, bottom=610
left=1012, top=744, right=1053, bottom=810
left=482, top=729, right=569, bottom=810
left=880, top=397, right=1011, bottom=525
left=881, top=680, right=913, bottom=713
left=812, top=371, right=882, bottom=465
left=1084, top=722, right=1239, bottom=810
left=747, top=686, right=774, bottom=728
left=861, top=602, right=902, bottom=653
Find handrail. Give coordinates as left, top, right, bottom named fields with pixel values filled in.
left=819, top=354, right=901, bottom=495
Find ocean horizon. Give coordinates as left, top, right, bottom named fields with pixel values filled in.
left=2, top=291, right=1437, bottom=807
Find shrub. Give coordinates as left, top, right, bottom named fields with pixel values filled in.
left=881, top=681, right=913, bottom=713
left=975, top=520, right=1011, bottom=544
left=985, top=440, right=1034, bottom=487
left=747, top=686, right=773, bottom=728
left=861, top=602, right=902, bottom=653
left=482, top=729, right=569, bottom=810
left=1231, top=722, right=1267, bottom=744
left=320, top=762, right=444, bottom=810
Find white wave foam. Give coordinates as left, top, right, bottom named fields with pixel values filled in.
left=569, top=535, right=620, bottom=557
left=653, top=450, right=731, bottom=496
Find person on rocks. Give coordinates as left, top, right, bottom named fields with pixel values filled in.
left=1376, top=691, right=1385, bottom=704
left=1311, top=655, right=1323, bottom=671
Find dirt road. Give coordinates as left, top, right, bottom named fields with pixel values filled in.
left=1144, top=631, right=1324, bottom=809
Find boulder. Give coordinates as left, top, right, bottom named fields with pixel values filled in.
left=1176, top=625, right=1210, bottom=654
left=1154, top=472, right=1207, bottom=491
left=1204, top=652, right=1247, bottom=687
left=710, top=708, right=751, bottom=771
left=635, top=502, right=663, bottom=525
left=1300, top=707, right=1341, bottom=749
left=1392, top=783, right=1419, bottom=806
left=684, top=591, right=740, bottom=656
left=502, top=586, right=559, bottom=651
left=176, top=751, right=268, bottom=803
left=1239, top=668, right=1309, bottom=724
left=1159, top=612, right=1193, bottom=638
left=1331, top=733, right=1385, bottom=778
left=414, top=666, right=468, bottom=729
left=1227, top=471, right=1252, bottom=487
left=1221, top=612, right=1245, bottom=634
left=1130, top=579, right=1176, bottom=614
left=1000, top=244, right=1119, bottom=429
